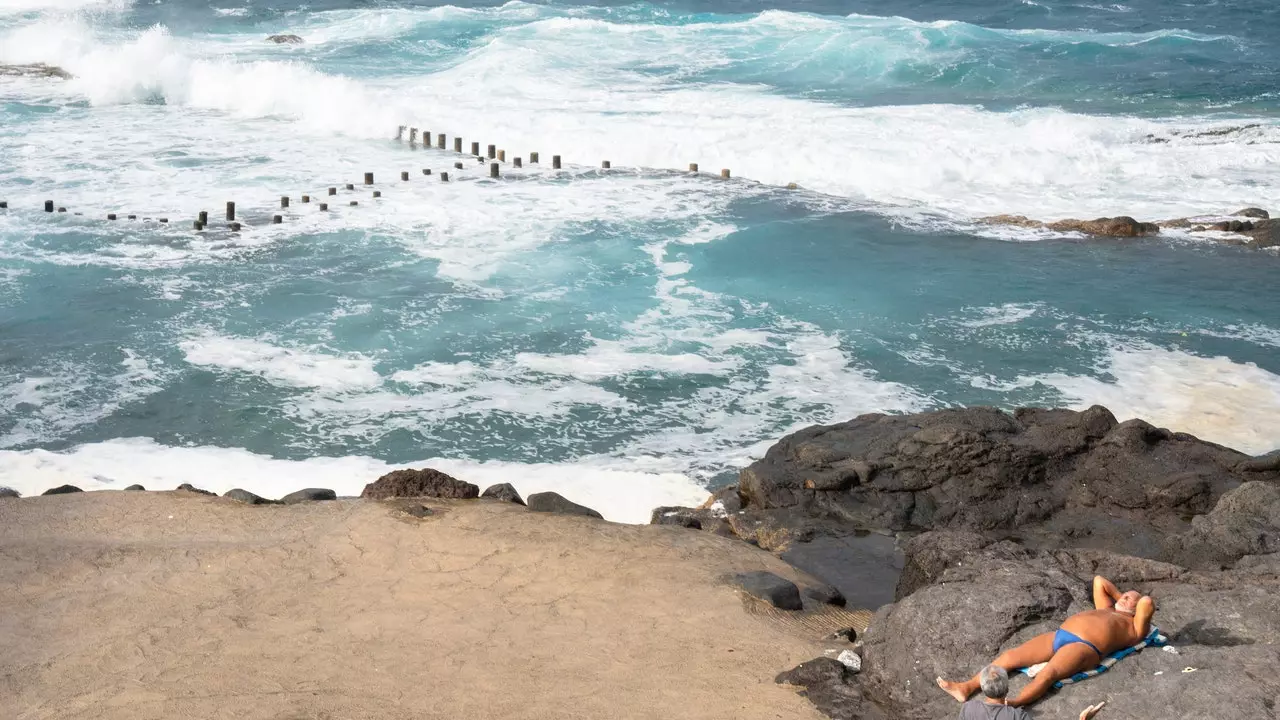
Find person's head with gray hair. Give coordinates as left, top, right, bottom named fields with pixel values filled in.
left=978, top=665, right=1010, bottom=700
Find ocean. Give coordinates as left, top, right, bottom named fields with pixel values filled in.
left=1, top=0, right=1278, bottom=522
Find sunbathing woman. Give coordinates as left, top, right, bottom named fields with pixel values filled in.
left=937, top=575, right=1155, bottom=707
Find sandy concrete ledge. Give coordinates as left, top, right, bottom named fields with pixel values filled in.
left=0, top=492, right=831, bottom=720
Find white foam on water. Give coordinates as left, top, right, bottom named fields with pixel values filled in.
left=1007, top=344, right=1280, bottom=456
left=956, top=303, right=1043, bottom=328
left=0, top=438, right=711, bottom=524
left=179, top=334, right=382, bottom=392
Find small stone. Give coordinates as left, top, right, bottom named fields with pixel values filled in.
left=825, top=627, right=858, bottom=643
left=224, top=488, right=270, bottom=505
left=0, top=487, right=20, bottom=499
left=175, top=483, right=215, bottom=496
left=279, top=488, right=336, bottom=504
left=481, top=483, right=525, bottom=505
left=123, top=484, right=146, bottom=491
left=733, top=571, right=803, bottom=611
left=42, top=485, right=83, bottom=495
left=526, top=492, right=604, bottom=519
left=837, top=650, right=862, bottom=673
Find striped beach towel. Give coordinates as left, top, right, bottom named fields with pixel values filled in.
left=1019, top=627, right=1167, bottom=688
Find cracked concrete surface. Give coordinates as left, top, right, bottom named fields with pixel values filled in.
left=0, top=492, right=830, bottom=719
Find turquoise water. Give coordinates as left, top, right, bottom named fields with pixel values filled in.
left=1, top=0, right=1278, bottom=518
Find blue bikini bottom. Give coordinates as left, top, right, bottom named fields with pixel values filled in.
left=1053, top=628, right=1101, bottom=657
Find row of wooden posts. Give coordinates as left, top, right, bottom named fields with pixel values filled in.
left=1, top=127, right=759, bottom=232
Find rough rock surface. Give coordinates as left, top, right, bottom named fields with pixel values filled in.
left=0, top=487, right=20, bottom=499
left=481, top=483, right=525, bottom=505
left=848, top=530, right=1280, bottom=720
left=727, top=406, right=1275, bottom=566
left=526, top=492, right=604, bottom=519
left=362, top=469, right=479, bottom=500
left=266, top=34, right=304, bottom=44
left=224, top=489, right=271, bottom=505
left=0, top=63, right=71, bottom=79
left=979, top=209, right=1279, bottom=248
left=279, top=488, right=337, bottom=504
left=175, top=483, right=215, bottom=496
left=42, top=485, right=83, bottom=495
left=123, top=484, right=146, bottom=491
left=776, top=657, right=886, bottom=720
left=979, top=215, right=1159, bottom=237
left=733, top=571, right=804, bottom=610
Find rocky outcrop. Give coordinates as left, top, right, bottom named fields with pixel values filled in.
left=526, top=492, right=603, bottom=519
left=481, top=483, right=525, bottom=505
left=267, top=34, right=304, bottom=44
left=280, top=488, right=336, bottom=504
left=42, top=485, right=83, bottom=495
left=981, top=208, right=1280, bottom=249
left=839, top=530, right=1280, bottom=720
left=0, top=63, right=72, bottom=79
left=362, top=469, right=479, bottom=500
left=980, top=215, right=1159, bottom=237
left=725, top=406, right=1274, bottom=566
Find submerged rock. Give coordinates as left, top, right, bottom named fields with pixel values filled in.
left=525, top=491, right=603, bottom=519
left=0, top=63, right=72, bottom=79
left=362, top=468, right=479, bottom=500
left=266, top=34, right=304, bottom=44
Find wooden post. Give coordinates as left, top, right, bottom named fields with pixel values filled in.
left=552, top=155, right=561, bottom=169
left=441, top=172, right=449, bottom=182
left=721, top=169, right=730, bottom=179
left=423, top=169, right=432, bottom=175
left=198, top=211, right=208, bottom=225
left=401, top=171, right=409, bottom=181
left=159, top=218, right=167, bottom=223
left=602, top=160, right=610, bottom=169
left=454, top=137, right=462, bottom=153
left=281, top=196, right=290, bottom=208
left=530, top=152, right=539, bottom=164
left=345, top=183, right=354, bottom=190
left=193, top=220, right=203, bottom=230
left=514, top=157, right=522, bottom=168
left=319, top=203, right=328, bottom=211
left=490, top=162, right=499, bottom=178
left=273, top=215, right=282, bottom=224
left=44, top=200, right=53, bottom=212
left=0, top=201, right=6, bottom=209
left=498, top=149, right=505, bottom=162
left=437, top=133, right=445, bottom=149
left=226, top=202, right=236, bottom=221
left=58, top=207, right=66, bottom=213
left=329, top=187, right=337, bottom=196
left=230, top=222, right=242, bottom=231
left=364, top=172, right=374, bottom=185
left=373, top=190, right=381, bottom=198
left=471, top=141, right=480, bottom=156
left=689, top=163, right=698, bottom=172
left=301, top=195, right=310, bottom=203
left=454, top=162, right=463, bottom=169
left=409, top=127, right=417, bottom=143
left=487, top=144, right=495, bottom=159
left=398, top=125, right=405, bottom=140
left=128, top=215, right=136, bottom=220
left=108, top=213, right=116, bottom=220
left=350, top=201, right=358, bottom=206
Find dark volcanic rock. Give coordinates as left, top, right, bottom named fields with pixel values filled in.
left=1162, top=481, right=1280, bottom=568
left=224, top=488, right=271, bottom=505
left=735, top=406, right=1274, bottom=563
left=42, top=485, right=83, bottom=495
left=123, top=484, right=146, bottom=491
left=1243, top=218, right=1280, bottom=248
left=733, top=571, right=803, bottom=610
left=362, top=468, right=479, bottom=500
left=0, top=487, right=20, bottom=499
left=279, top=488, right=336, bottom=504
left=802, top=582, right=846, bottom=607
left=852, top=530, right=1280, bottom=720
left=776, top=657, right=887, bottom=720
left=480, top=483, right=525, bottom=505
left=176, top=483, right=215, bottom=496
left=267, top=34, right=304, bottom=44
left=526, top=491, right=603, bottom=519
left=1047, top=216, right=1160, bottom=237
left=651, top=505, right=703, bottom=529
